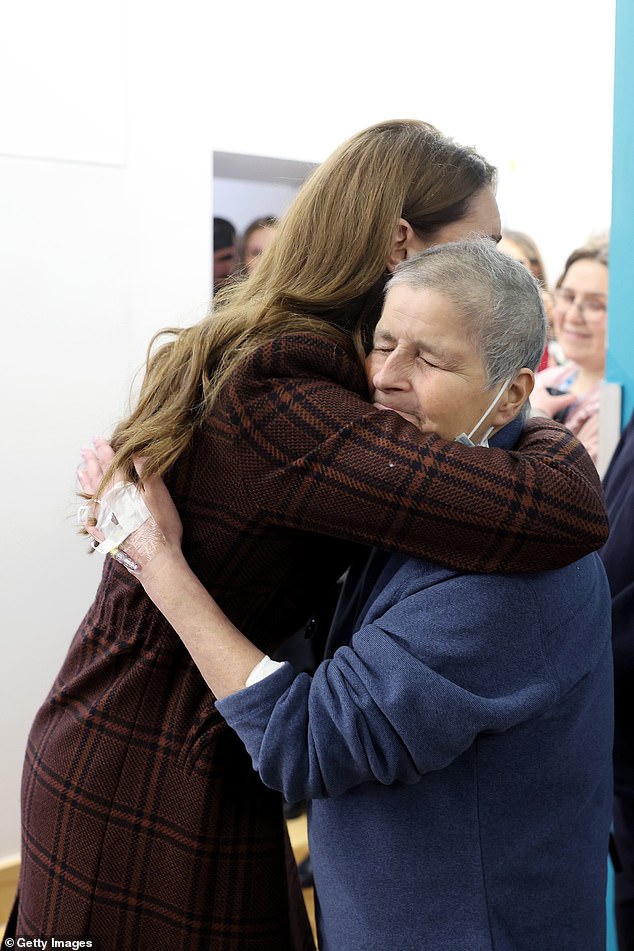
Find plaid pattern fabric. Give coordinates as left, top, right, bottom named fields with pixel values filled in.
left=12, top=333, right=608, bottom=950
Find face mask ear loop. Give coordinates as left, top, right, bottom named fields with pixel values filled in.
left=466, top=378, right=512, bottom=442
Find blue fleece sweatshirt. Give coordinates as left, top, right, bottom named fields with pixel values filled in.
left=217, top=430, right=614, bottom=951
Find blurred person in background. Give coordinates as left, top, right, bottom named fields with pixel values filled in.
left=498, top=228, right=553, bottom=369
left=531, top=241, right=609, bottom=467
left=499, top=228, right=549, bottom=287
left=243, top=215, right=279, bottom=274
left=213, top=215, right=239, bottom=293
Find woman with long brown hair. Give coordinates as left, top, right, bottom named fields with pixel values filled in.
left=10, top=119, right=607, bottom=951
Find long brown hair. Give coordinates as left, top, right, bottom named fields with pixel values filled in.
left=104, top=119, right=496, bottom=488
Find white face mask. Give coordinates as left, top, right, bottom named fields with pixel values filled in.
left=455, top=378, right=511, bottom=448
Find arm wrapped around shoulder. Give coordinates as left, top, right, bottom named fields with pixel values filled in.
left=229, top=334, right=608, bottom=574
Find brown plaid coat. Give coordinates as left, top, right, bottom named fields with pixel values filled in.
left=12, top=333, right=607, bottom=950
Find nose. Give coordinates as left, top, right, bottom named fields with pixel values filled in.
left=566, top=297, right=584, bottom=318
left=371, top=348, right=411, bottom=393
left=558, top=294, right=591, bottom=324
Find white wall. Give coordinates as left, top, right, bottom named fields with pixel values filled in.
left=214, top=178, right=301, bottom=243
left=0, top=0, right=616, bottom=858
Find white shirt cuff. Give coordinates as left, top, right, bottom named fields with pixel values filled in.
left=245, top=655, right=285, bottom=687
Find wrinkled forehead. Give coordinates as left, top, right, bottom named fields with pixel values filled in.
left=376, top=283, right=486, bottom=362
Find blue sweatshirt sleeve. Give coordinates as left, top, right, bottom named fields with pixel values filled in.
left=216, top=571, right=562, bottom=802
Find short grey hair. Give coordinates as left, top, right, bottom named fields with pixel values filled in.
left=385, top=237, right=547, bottom=388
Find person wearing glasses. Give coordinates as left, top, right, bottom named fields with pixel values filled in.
left=531, top=241, right=609, bottom=467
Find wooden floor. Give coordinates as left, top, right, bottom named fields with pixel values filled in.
left=287, top=812, right=317, bottom=945
left=0, top=854, right=19, bottom=941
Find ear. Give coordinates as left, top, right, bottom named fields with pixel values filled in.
left=386, top=218, right=420, bottom=272
left=490, top=369, right=535, bottom=428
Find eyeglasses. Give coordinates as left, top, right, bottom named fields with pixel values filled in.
left=553, top=288, right=607, bottom=321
